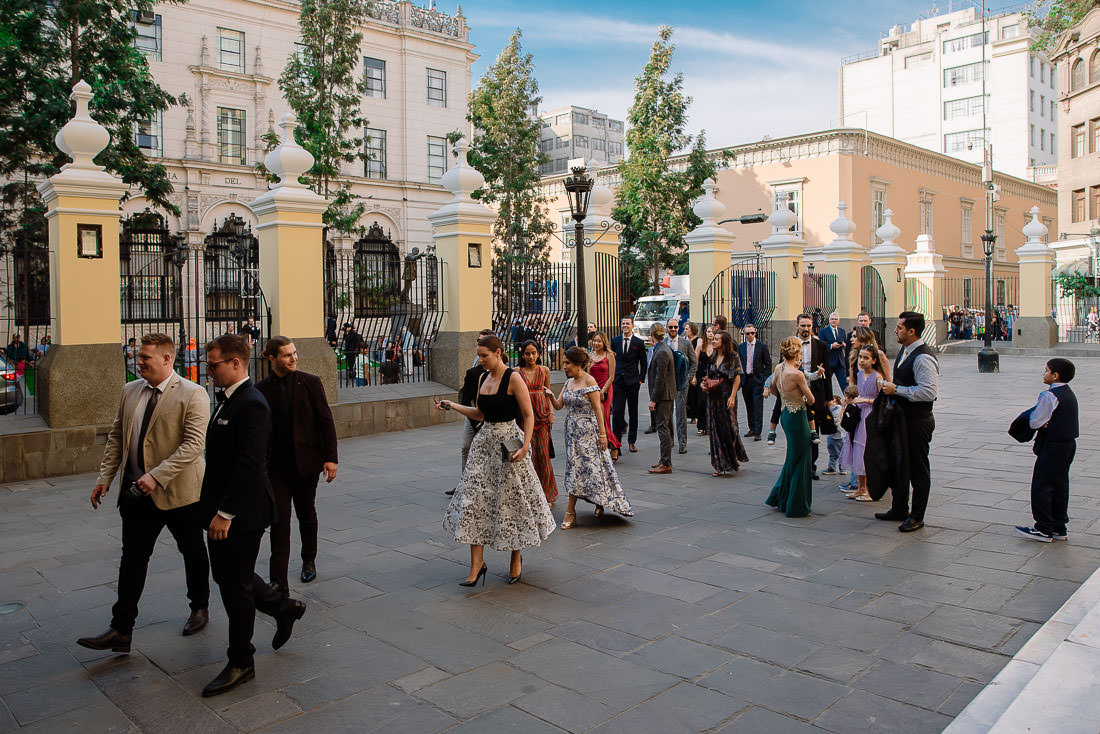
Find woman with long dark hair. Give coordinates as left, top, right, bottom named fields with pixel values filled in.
left=438, top=335, right=555, bottom=586
left=702, top=330, right=749, bottom=477
left=517, top=340, right=557, bottom=504
left=586, top=331, right=621, bottom=461
left=694, top=324, right=716, bottom=435
left=847, top=326, right=890, bottom=385
left=684, top=322, right=702, bottom=426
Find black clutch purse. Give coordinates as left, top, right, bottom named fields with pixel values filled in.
left=500, top=436, right=524, bottom=463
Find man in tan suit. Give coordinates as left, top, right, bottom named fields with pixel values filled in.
left=77, top=333, right=211, bottom=654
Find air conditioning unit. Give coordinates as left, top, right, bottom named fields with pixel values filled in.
left=136, top=9, right=155, bottom=24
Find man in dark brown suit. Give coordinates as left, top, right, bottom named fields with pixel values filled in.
left=257, top=337, right=338, bottom=592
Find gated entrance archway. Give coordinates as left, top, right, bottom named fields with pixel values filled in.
left=491, top=258, right=575, bottom=369
left=594, top=251, right=633, bottom=337
left=703, top=259, right=776, bottom=345
left=803, top=270, right=838, bottom=331
left=860, top=265, right=887, bottom=345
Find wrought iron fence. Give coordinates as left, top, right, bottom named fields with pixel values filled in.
left=491, top=259, right=575, bottom=369
left=593, top=251, right=634, bottom=338
left=702, top=260, right=776, bottom=347
left=904, top=278, right=939, bottom=346
left=0, top=240, right=51, bottom=417
left=803, top=271, right=838, bottom=333
left=1052, top=275, right=1100, bottom=344
left=860, top=265, right=887, bottom=347
left=325, top=232, right=445, bottom=388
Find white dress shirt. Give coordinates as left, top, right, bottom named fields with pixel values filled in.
left=1029, top=383, right=1064, bottom=429
left=128, top=374, right=173, bottom=479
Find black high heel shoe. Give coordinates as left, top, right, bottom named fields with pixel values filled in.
left=508, top=555, right=522, bottom=585
left=460, top=564, right=487, bottom=587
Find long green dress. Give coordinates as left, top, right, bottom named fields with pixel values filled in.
left=765, top=377, right=813, bottom=517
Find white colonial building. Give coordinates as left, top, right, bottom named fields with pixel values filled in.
left=840, top=4, right=1056, bottom=179
left=127, top=0, right=475, bottom=250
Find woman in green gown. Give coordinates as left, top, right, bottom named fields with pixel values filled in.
left=765, top=336, right=816, bottom=517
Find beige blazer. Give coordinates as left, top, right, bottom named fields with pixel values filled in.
left=96, top=372, right=209, bottom=510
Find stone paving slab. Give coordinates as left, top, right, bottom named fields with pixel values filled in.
left=1, top=354, right=1098, bottom=732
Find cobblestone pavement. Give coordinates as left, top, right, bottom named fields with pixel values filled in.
left=1, top=354, right=1098, bottom=733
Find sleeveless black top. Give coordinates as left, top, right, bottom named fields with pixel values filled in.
left=478, top=368, right=519, bottom=423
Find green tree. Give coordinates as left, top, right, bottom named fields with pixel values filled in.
left=612, top=26, right=727, bottom=296
left=1027, top=0, right=1099, bottom=51
left=273, top=0, right=370, bottom=235
left=465, top=28, right=553, bottom=264
left=0, top=0, right=185, bottom=254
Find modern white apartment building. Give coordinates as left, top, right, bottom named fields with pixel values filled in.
left=538, top=106, right=624, bottom=175
left=839, top=4, right=1055, bottom=179
left=126, top=0, right=475, bottom=249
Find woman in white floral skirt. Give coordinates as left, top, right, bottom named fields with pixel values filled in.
left=437, top=334, right=555, bottom=586
left=545, top=346, right=634, bottom=529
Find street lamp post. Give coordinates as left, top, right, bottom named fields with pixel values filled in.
left=563, top=165, right=595, bottom=349
left=976, top=0, right=999, bottom=374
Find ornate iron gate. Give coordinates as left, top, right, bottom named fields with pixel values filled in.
left=593, top=251, right=633, bottom=338
left=904, top=278, right=939, bottom=346
left=702, top=259, right=776, bottom=345
left=860, top=265, right=887, bottom=346
left=0, top=237, right=50, bottom=416
left=491, top=259, right=575, bottom=369
left=803, top=271, right=838, bottom=332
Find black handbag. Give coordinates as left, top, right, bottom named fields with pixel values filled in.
left=548, top=436, right=556, bottom=459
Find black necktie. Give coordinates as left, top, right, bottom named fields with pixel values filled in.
left=136, top=386, right=159, bottom=473
left=214, top=390, right=227, bottom=405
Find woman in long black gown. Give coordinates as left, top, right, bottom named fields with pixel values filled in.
left=694, top=324, right=715, bottom=435
left=702, top=330, right=749, bottom=477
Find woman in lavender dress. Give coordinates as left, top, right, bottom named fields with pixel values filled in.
left=843, top=345, right=886, bottom=501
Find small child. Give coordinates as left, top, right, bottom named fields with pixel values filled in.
left=824, top=390, right=851, bottom=475
left=1015, top=358, right=1078, bottom=542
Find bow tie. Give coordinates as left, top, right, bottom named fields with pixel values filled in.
left=214, top=390, right=227, bottom=405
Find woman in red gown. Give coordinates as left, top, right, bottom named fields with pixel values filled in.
left=587, top=331, right=622, bottom=460
left=517, top=341, right=558, bottom=503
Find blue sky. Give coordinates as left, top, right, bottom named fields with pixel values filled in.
left=446, top=0, right=1030, bottom=149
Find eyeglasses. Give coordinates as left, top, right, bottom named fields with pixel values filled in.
left=744, top=332, right=756, bottom=336
left=206, top=359, right=230, bottom=370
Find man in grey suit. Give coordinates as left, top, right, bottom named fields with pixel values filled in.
left=646, top=323, right=677, bottom=474
left=666, top=318, right=697, bottom=455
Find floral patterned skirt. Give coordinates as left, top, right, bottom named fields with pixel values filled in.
left=563, top=414, right=634, bottom=516
left=443, top=420, right=556, bottom=551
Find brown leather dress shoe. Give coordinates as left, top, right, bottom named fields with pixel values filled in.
left=76, top=628, right=131, bottom=653
left=648, top=465, right=672, bottom=474
left=182, top=608, right=208, bottom=636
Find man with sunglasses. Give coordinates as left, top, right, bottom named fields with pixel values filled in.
left=737, top=326, right=771, bottom=440
left=200, top=334, right=306, bottom=697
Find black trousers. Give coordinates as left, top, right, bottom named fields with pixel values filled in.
left=209, top=527, right=294, bottom=668
left=612, top=381, right=641, bottom=444
left=741, top=373, right=764, bottom=435
left=268, top=461, right=320, bottom=589
left=1031, top=439, right=1075, bottom=536
left=890, top=411, right=935, bottom=521
left=111, top=493, right=209, bottom=634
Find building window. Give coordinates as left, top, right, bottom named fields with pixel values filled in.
left=538, top=139, right=554, bottom=153
left=217, top=107, right=246, bottom=164
left=554, top=158, right=567, bottom=172
left=905, top=52, right=932, bottom=69
left=944, top=95, right=986, bottom=119
left=132, top=11, right=162, bottom=60
left=961, top=202, right=973, bottom=258
left=1072, top=189, right=1086, bottom=222
left=365, top=128, right=386, bottom=179
left=608, top=120, right=623, bottom=132
left=1041, top=62, right=1047, bottom=84
left=608, top=141, right=622, bottom=156
left=919, top=194, right=934, bottom=237
left=1030, top=56, right=1035, bottom=77
left=427, top=135, right=447, bottom=183
left=944, top=62, right=985, bottom=87
left=1071, top=59, right=1084, bottom=90
left=1092, top=50, right=1100, bottom=84
left=1029, top=90, right=1035, bottom=112
left=1092, top=186, right=1100, bottom=220
left=1050, top=131, right=1055, bottom=151
left=539, top=162, right=553, bottom=175
left=772, top=185, right=802, bottom=235
left=1001, top=23, right=1020, bottom=40
left=1030, top=124, right=1035, bottom=147
left=943, top=32, right=987, bottom=53
left=592, top=117, right=605, bottom=128
left=963, top=278, right=972, bottom=307
left=573, top=112, right=588, bottom=125
left=427, top=68, right=446, bottom=107
left=1091, top=118, right=1100, bottom=153
left=995, top=210, right=1006, bottom=261
left=555, top=114, right=568, bottom=125
left=592, top=138, right=606, bottom=152
left=1050, top=100, right=1056, bottom=119
left=1040, top=94, right=1046, bottom=117
left=218, top=28, right=245, bottom=72
left=364, top=57, right=386, bottom=98
left=1072, top=124, right=1086, bottom=157
left=574, top=135, right=588, bottom=149
left=136, top=110, right=162, bottom=157
left=871, top=186, right=887, bottom=243
left=556, top=137, right=570, bottom=149
left=1040, top=128, right=1046, bottom=151
left=944, top=128, right=986, bottom=153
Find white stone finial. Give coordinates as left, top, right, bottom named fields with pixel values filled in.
left=769, top=201, right=797, bottom=232
left=829, top=201, right=857, bottom=241
left=876, top=208, right=901, bottom=245
left=263, top=114, right=314, bottom=189
left=692, top=178, right=727, bottom=223
left=54, top=81, right=110, bottom=171
left=1022, top=205, right=1048, bottom=242
left=439, top=137, right=485, bottom=202
left=1017, top=205, right=1051, bottom=257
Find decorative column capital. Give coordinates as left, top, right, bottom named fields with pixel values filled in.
left=685, top=178, right=734, bottom=247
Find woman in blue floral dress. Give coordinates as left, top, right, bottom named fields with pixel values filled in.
left=545, top=346, right=633, bottom=529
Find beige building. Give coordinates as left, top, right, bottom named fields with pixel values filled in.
left=538, top=106, right=624, bottom=176
left=125, top=0, right=475, bottom=249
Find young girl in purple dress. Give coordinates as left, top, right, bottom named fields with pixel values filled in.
left=844, top=345, right=886, bottom=501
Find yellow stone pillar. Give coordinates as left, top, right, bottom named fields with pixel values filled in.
left=685, top=178, right=735, bottom=326
left=426, top=139, right=495, bottom=389
left=35, top=81, right=129, bottom=427
left=868, top=209, right=909, bottom=356
left=821, top=202, right=868, bottom=321
left=581, top=160, right=620, bottom=331
left=904, top=233, right=946, bottom=346
left=761, top=205, right=806, bottom=339
left=250, top=114, right=336, bottom=397
left=1013, top=206, right=1057, bottom=348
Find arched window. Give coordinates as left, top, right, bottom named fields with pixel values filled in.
left=1090, top=50, right=1100, bottom=84
left=1071, top=58, right=1085, bottom=90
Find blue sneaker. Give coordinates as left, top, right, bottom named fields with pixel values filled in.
left=1014, top=526, right=1052, bottom=543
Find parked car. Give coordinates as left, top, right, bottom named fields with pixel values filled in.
left=0, top=351, right=23, bottom=415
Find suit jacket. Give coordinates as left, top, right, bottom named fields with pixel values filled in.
left=737, top=339, right=772, bottom=380
left=256, top=370, right=338, bottom=477
left=611, top=334, right=648, bottom=386
left=200, top=379, right=275, bottom=533
left=647, top=341, right=676, bottom=402
left=803, top=337, right=834, bottom=430
left=96, top=372, right=209, bottom=511
left=818, top=325, right=848, bottom=371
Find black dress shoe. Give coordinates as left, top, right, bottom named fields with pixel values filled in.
left=898, top=518, right=925, bottom=533
left=444, top=488, right=456, bottom=496
left=300, top=561, right=317, bottom=583
left=182, top=608, right=208, bottom=636
left=874, top=511, right=908, bottom=521
left=812, top=472, right=820, bottom=481
left=202, top=663, right=255, bottom=697
left=272, top=600, right=306, bottom=650
left=76, top=628, right=131, bottom=653
left=644, top=427, right=657, bottom=434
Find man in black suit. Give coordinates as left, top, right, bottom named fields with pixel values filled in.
left=257, top=337, right=338, bottom=591
left=610, top=316, right=648, bottom=453
left=737, top=325, right=771, bottom=440
left=341, top=323, right=362, bottom=383
left=818, top=312, right=848, bottom=393
left=796, top=313, right=834, bottom=478
left=200, top=334, right=306, bottom=698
